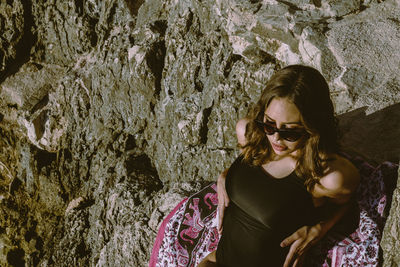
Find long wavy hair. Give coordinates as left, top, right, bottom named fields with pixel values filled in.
left=241, top=65, right=339, bottom=191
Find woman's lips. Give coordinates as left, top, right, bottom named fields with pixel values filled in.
left=271, top=143, right=286, bottom=151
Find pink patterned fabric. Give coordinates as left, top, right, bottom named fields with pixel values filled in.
left=150, top=184, right=219, bottom=267
left=149, top=198, right=188, bottom=267
left=306, top=158, right=398, bottom=266
left=150, top=158, right=398, bottom=267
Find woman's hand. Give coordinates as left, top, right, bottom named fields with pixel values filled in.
left=280, top=156, right=360, bottom=266
left=280, top=224, right=325, bottom=267
left=217, top=168, right=230, bottom=234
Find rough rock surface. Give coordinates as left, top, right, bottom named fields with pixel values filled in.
left=0, top=0, right=399, bottom=266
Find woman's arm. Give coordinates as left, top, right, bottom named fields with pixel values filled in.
left=217, top=168, right=230, bottom=234
left=281, top=156, right=360, bottom=267
left=235, top=118, right=249, bottom=150
left=217, top=118, right=249, bottom=233
left=280, top=201, right=355, bottom=267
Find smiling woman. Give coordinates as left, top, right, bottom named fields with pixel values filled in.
left=198, top=65, right=360, bottom=267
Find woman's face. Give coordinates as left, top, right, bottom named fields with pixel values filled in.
left=264, top=97, right=306, bottom=157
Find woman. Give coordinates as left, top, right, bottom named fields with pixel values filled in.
left=198, top=65, right=360, bottom=267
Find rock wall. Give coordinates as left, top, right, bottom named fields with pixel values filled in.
left=0, top=0, right=399, bottom=266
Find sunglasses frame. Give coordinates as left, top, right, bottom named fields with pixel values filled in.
left=254, top=120, right=307, bottom=142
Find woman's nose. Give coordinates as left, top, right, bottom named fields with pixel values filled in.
left=272, top=132, right=281, bottom=141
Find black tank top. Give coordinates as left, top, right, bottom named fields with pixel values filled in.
left=216, top=156, right=317, bottom=267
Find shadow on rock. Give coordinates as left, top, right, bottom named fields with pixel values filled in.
left=338, top=103, right=400, bottom=164
left=337, top=103, right=400, bottom=266
left=339, top=102, right=400, bottom=219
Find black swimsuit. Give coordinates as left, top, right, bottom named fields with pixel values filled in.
left=216, top=156, right=317, bottom=267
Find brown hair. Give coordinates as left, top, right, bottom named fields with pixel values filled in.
left=241, top=65, right=339, bottom=190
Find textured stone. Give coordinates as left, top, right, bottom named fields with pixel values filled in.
left=0, top=0, right=399, bottom=266
left=0, top=0, right=25, bottom=80
left=327, top=0, right=400, bottom=114
left=281, top=0, right=361, bottom=16
left=0, top=63, right=67, bottom=151
left=32, top=0, right=100, bottom=66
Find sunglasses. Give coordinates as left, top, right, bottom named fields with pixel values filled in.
left=254, top=120, right=306, bottom=142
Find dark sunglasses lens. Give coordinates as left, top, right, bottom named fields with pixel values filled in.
left=256, top=120, right=304, bottom=142
left=263, top=123, right=275, bottom=135
left=280, top=131, right=303, bottom=142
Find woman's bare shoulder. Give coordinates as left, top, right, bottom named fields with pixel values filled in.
left=313, top=155, right=360, bottom=201
left=236, top=117, right=250, bottom=146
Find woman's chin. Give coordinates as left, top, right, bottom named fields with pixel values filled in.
left=271, top=146, right=299, bottom=157
left=273, top=149, right=288, bottom=156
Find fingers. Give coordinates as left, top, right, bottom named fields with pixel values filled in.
left=217, top=180, right=229, bottom=206
left=280, top=232, right=297, bottom=247
left=223, top=190, right=230, bottom=207
left=219, top=173, right=230, bottom=207
left=218, top=198, right=228, bottom=233
left=217, top=169, right=230, bottom=234
left=283, top=240, right=308, bottom=267
left=283, top=240, right=301, bottom=267
left=283, top=238, right=310, bottom=267
left=282, top=225, right=318, bottom=267
left=217, top=187, right=226, bottom=233
left=292, top=257, right=299, bottom=267
left=218, top=204, right=225, bottom=234
left=292, top=252, right=305, bottom=267
left=217, top=196, right=227, bottom=234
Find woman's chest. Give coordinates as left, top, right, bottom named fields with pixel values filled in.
left=260, top=158, right=297, bottom=178
left=226, top=165, right=315, bottom=229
